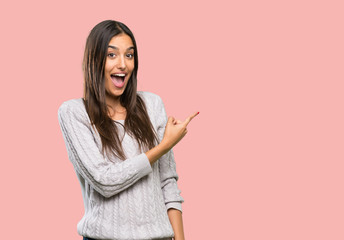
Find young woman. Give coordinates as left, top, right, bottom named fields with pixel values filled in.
left=57, top=20, right=198, bottom=240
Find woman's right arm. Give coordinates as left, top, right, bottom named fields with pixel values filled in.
left=58, top=101, right=153, bottom=198
left=58, top=100, right=196, bottom=199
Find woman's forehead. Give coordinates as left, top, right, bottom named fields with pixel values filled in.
left=108, top=34, right=134, bottom=50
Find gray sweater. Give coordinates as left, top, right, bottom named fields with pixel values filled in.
left=57, top=91, right=184, bottom=240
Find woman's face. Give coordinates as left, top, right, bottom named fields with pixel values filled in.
left=104, top=33, right=135, bottom=102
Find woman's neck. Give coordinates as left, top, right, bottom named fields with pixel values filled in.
left=106, top=96, right=126, bottom=120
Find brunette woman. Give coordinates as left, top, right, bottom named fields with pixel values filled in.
left=58, top=20, right=198, bottom=240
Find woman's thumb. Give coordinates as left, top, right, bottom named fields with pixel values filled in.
left=167, top=116, right=174, bottom=125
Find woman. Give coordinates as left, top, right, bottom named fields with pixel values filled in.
left=57, top=20, right=198, bottom=240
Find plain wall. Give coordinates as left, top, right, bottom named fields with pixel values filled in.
left=1, top=0, right=343, bottom=239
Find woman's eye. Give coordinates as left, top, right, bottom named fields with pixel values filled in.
left=127, top=53, right=134, bottom=59
left=108, top=53, right=116, bottom=58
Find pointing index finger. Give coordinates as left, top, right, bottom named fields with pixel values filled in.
left=184, top=111, right=199, bottom=126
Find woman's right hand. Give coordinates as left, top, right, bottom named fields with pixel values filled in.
left=145, top=112, right=199, bottom=165
left=161, top=112, right=199, bottom=150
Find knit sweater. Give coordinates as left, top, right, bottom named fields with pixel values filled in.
left=57, top=91, right=184, bottom=240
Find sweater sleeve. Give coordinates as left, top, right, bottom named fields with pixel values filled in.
left=57, top=100, right=153, bottom=198
left=155, top=96, right=185, bottom=213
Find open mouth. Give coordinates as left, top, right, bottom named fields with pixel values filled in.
left=110, top=73, right=126, bottom=88
left=111, top=73, right=126, bottom=82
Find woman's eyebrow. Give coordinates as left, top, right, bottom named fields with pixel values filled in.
left=108, top=45, right=135, bottom=51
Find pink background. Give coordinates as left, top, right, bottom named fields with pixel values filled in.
left=1, top=0, right=343, bottom=239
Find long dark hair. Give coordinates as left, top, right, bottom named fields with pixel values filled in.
left=82, top=20, right=159, bottom=160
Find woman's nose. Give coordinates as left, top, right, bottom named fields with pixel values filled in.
left=116, top=55, right=126, bottom=69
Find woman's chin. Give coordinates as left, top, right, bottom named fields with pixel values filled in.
left=106, top=88, right=126, bottom=99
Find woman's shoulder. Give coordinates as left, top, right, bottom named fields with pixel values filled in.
left=57, top=98, right=87, bottom=121
left=137, top=91, right=163, bottom=107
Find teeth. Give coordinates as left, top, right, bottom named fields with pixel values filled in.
left=113, top=73, right=125, bottom=77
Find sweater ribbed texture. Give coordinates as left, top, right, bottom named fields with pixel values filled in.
left=57, top=91, right=183, bottom=240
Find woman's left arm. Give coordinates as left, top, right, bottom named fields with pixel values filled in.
left=168, top=208, right=185, bottom=240
left=154, top=94, right=185, bottom=238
